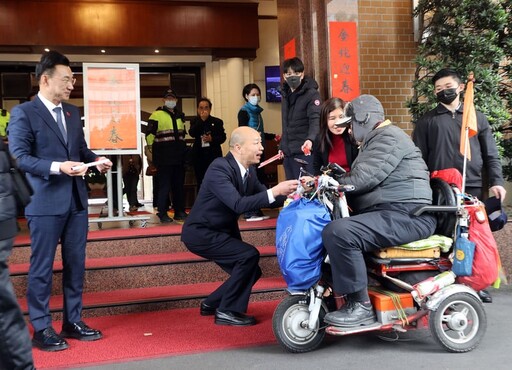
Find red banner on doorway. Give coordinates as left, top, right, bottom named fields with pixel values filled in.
left=329, top=22, right=360, bottom=101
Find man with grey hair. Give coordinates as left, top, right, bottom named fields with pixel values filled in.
left=321, top=95, right=436, bottom=328
left=182, top=126, right=298, bottom=326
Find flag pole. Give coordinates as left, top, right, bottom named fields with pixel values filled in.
left=461, top=125, right=469, bottom=196
left=460, top=72, right=476, bottom=199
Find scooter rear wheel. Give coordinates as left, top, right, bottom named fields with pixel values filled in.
left=272, top=295, right=326, bottom=353
left=429, top=292, right=487, bottom=352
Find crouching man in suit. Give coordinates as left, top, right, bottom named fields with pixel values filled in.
left=181, top=126, right=298, bottom=326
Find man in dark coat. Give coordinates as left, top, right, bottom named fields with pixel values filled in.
left=189, top=97, right=226, bottom=188
left=0, top=140, right=35, bottom=369
left=280, top=57, right=321, bottom=179
left=181, top=127, right=298, bottom=326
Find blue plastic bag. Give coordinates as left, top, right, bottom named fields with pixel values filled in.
left=275, top=198, right=331, bottom=292
left=452, top=232, right=475, bottom=276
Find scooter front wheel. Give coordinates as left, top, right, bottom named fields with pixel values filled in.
left=272, top=295, right=326, bottom=353
left=429, top=292, right=487, bottom=353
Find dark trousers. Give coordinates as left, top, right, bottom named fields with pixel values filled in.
left=322, top=203, right=437, bottom=295
left=157, top=164, right=185, bottom=217
left=186, top=238, right=262, bottom=313
left=123, top=172, right=140, bottom=206
left=26, top=198, right=88, bottom=331
left=193, top=153, right=215, bottom=189
left=283, top=153, right=315, bottom=180
left=0, top=237, right=35, bottom=370
left=152, top=173, right=160, bottom=207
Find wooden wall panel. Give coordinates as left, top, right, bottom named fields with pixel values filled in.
left=0, top=1, right=259, bottom=56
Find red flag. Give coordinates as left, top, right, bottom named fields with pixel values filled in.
left=460, top=73, right=478, bottom=160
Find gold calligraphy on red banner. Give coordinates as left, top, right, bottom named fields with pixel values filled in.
left=329, top=22, right=360, bottom=101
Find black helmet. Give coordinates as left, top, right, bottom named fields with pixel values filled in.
left=345, top=94, right=385, bottom=143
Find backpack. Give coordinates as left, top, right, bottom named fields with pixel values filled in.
left=0, top=141, right=33, bottom=208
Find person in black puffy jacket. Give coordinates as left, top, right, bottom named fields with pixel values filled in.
left=280, top=57, right=321, bottom=179
left=0, top=140, right=35, bottom=370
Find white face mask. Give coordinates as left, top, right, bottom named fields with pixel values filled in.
left=248, top=96, right=259, bottom=106
left=165, top=100, right=176, bottom=110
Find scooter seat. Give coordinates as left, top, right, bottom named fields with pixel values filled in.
left=373, top=234, right=452, bottom=259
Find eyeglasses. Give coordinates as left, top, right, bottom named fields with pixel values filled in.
left=60, top=77, right=77, bottom=86
left=45, top=74, right=76, bottom=86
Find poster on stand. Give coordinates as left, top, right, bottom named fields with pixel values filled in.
left=83, top=63, right=141, bottom=155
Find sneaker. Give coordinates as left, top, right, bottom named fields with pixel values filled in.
left=323, top=301, right=377, bottom=327
left=159, top=214, right=173, bottom=223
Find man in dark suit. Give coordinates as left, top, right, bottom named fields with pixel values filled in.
left=8, top=51, right=112, bottom=352
left=181, top=126, right=298, bottom=326
left=189, top=97, right=226, bottom=188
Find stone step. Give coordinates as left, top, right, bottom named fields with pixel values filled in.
left=11, top=246, right=281, bottom=298
left=10, top=221, right=277, bottom=263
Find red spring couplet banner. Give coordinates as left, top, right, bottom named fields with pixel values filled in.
left=329, top=21, right=360, bottom=101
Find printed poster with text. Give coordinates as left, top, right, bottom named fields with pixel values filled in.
left=83, top=64, right=141, bottom=155
left=329, top=22, right=360, bottom=101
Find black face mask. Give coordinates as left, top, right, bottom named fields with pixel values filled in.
left=436, top=88, right=459, bottom=105
left=286, top=76, right=302, bottom=90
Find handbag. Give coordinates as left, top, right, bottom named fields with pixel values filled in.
left=275, top=198, right=331, bottom=292
left=145, top=164, right=157, bottom=177
left=9, top=158, right=33, bottom=208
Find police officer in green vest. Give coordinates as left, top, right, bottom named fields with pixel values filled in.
left=147, top=89, right=188, bottom=223
left=0, top=109, right=9, bottom=143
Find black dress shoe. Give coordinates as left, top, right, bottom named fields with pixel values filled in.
left=324, top=301, right=377, bottom=327
left=158, top=214, right=173, bottom=223
left=200, top=301, right=216, bottom=316
left=32, top=327, right=69, bottom=352
left=478, top=289, right=493, bottom=303
left=61, top=321, right=103, bottom=341
left=214, top=309, right=256, bottom=326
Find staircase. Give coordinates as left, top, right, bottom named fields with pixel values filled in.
left=10, top=212, right=286, bottom=320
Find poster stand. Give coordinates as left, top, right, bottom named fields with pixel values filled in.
left=82, top=63, right=149, bottom=228
left=87, top=156, right=149, bottom=229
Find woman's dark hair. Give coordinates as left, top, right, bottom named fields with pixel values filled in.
left=35, top=50, right=70, bottom=81
left=242, top=83, right=261, bottom=101
left=318, top=97, right=347, bottom=153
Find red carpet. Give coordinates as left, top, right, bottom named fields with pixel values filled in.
left=33, top=300, right=279, bottom=369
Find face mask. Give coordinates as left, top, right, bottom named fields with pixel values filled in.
left=248, top=96, right=259, bottom=106
left=165, top=100, right=176, bottom=110
left=286, top=76, right=302, bottom=90
left=436, top=88, right=458, bottom=105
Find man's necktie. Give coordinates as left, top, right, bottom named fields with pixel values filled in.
left=53, top=107, right=67, bottom=144
left=243, top=171, right=249, bottom=193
